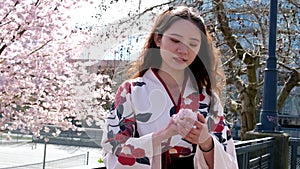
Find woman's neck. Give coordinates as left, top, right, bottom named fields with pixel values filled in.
left=157, top=68, right=185, bottom=88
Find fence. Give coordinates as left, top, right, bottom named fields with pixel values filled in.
left=0, top=153, right=87, bottom=169
left=3, top=129, right=300, bottom=169
left=289, top=137, right=300, bottom=169
left=33, top=126, right=103, bottom=148
left=0, top=132, right=32, bottom=144
left=235, top=137, right=274, bottom=169
left=234, top=136, right=300, bottom=169
left=95, top=137, right=277, bottom=169
left=31, top=135, right=300, bottom=169
left=282, top=127, right=300, bottom=138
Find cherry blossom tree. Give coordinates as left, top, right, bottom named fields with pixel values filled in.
left=0, top=0, right=116, bottom=138
left=73, top=61, right=115, bottom=129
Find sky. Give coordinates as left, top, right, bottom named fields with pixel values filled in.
left=68, top=0, right=169, bottom=60
left=69, top=0, right=167, bottom=26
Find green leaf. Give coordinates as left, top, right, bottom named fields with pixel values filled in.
left=98, top=157, right=104, bottom=163
left=136, top=113, right=152, bottom=122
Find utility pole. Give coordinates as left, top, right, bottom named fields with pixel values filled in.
left=255, top=0, right=281, bottom=132
left=246, top=1, right=290, bottom=169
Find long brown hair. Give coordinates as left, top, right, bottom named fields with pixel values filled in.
left=127, top=6, right=225, bottom=109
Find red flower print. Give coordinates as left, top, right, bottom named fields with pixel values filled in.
left=118, top=153, right=136, bottom=166
left=114, top=82, right=131, bottom=108
left=199, top=94, right=205, bottom=101
left=115, top=132, right=129, bottom=144
left=114, top=95, right=125, bottom=109
left=117, top=144, right=148, bottom=166
left=132, top=148, right=145, bottom=158
left=211, top=116, right=225, bottom=133
left=124, top=117, right=135, bottom=123
left=123, top=82, right=132, bottom=94
left=186, top=93, right=198, bottom=101
left=181, top=93, right=199, bottom=112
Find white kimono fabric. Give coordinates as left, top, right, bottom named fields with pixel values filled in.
left=102, top=69, right=239, bottom=169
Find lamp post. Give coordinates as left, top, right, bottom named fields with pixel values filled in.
left=246, top=1, right=289, bottom=168
left=255, top=0, right=282, bottom=132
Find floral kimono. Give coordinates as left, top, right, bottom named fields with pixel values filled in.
left=102, top=68, right=238, bottom=169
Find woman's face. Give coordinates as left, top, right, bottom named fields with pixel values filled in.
left=155, top=19, right=202, bottom=72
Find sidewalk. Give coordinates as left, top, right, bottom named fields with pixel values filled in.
left=0, top=141, right=105, bottom=169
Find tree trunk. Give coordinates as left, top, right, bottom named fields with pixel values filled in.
left=239, top=88, right=257, bottom=140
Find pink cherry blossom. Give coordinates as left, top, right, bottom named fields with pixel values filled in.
left=0, top=0, right=114, bottom=137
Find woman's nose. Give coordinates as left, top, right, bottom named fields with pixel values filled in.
left=177, top=43, right=188, bottom=55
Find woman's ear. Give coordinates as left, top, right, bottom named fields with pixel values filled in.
left=154, top=32, right=161, bottom=47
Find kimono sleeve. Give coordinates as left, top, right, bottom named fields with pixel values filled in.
left=101, top=81, right=154, bottom=169
left=194, top=93, right=239, bottom=169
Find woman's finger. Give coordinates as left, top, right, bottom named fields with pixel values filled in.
left=197, top=112, right=206, bottom=123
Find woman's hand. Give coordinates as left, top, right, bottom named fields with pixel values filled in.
left=153, top=115, right=178, bottom=144
left=176, top=111, right=211, bottom=145
left=164, top=115, right=179, bottom=137
left=173, top=109, right=197, bottom=138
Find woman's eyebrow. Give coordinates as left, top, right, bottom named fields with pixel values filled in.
left=168, top=33, right=200, bottom=42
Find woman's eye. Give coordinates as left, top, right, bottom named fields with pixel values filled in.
left=190, top=44, right=198, bottom=47
left=170, top=38, right=180, bottom=43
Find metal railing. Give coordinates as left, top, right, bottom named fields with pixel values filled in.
left=235, top=137, right=274, bottom=169
left=0, top=132, right=32, bottom=144
left=0, top=153, right=87, bottom=169
left=4, top=129, right=299, bottom=169
left=289, top=137, right=300, bottom=169
left=97, top=137, right=277, bottom=169
left=33, top=126, right=103, bottom=148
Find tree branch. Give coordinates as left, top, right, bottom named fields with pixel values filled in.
left=0, top=44, right=7, bottom=56
left=27, top=39, right=52, bottom=56
left=287, top=0, right=300, bottom=8
left=277, top=69, right=300, bottom=111
left=278, top=61, right=297, bottom=71
left=228, top=99, right=242, bottom=113
left=227, top=75, right=246, bottom=93
left=213, top=0, right=246, bottom=60
left=108, top=1, right=173, bottom=26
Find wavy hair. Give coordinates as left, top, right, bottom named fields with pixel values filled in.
left=127, top=6, right=225, bottom=113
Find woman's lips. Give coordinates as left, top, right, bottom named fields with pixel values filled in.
left=173, top=57, right=187, bottom=63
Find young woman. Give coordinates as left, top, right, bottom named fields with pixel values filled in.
left=101, top=6, right=239, bottom=169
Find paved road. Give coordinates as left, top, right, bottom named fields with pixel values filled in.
left=0, top=141, right=105, bottom=169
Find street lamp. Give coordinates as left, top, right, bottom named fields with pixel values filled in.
left=255, top=0, right=282, bottom=132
